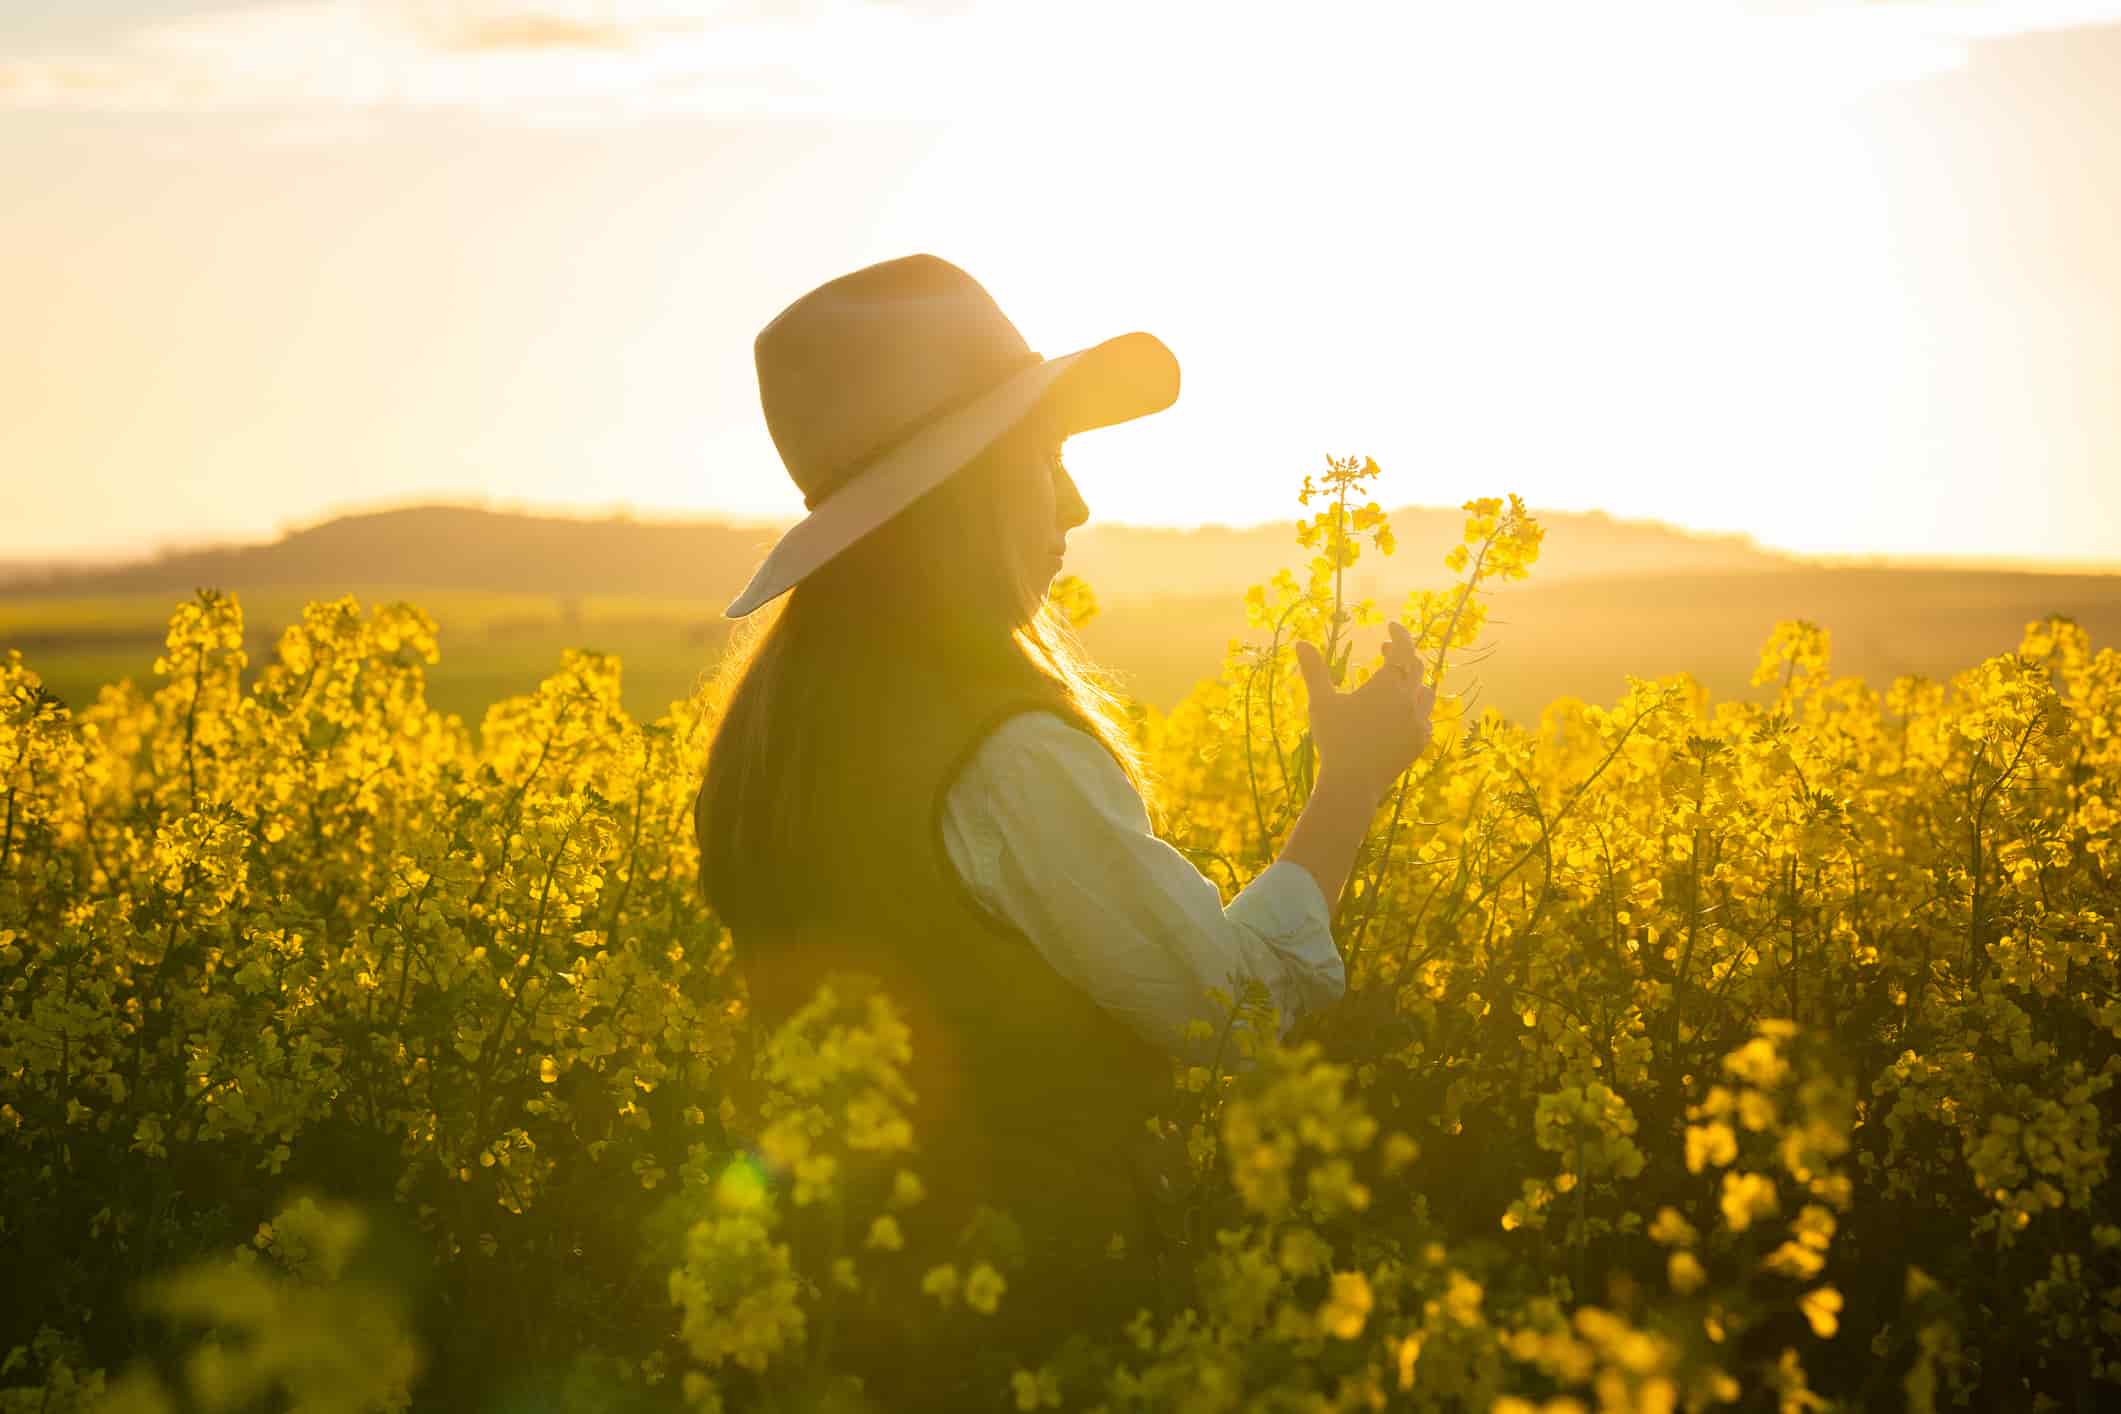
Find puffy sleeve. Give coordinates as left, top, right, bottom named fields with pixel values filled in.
left=940, top=709, right=1344, bottom=1062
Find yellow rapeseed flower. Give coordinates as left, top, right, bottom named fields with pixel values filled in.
left=1318, top=1271, right=1373, bottom=1340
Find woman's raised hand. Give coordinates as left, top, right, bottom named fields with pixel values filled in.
left=1291, top=622, right=1436, bottom=801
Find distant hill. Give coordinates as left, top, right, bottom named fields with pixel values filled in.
left=9, top=565, right=2118, bottom=731
left=7, top=505, right=2118, bottom=727
left=0, top=507, right=777, bottom=602
left=1077, top=568, right=2121, bottom=718
left=0, top=502, right=1794, bottom=603
left=1071, top=506, right=1792, bottom=601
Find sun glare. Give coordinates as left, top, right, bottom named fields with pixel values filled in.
left=3, top=2, right=2119, bottom=561
left=870, top=56, right=1924, bottom=550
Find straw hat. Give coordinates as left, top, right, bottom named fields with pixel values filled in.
left=723, top=253, right=1180, bottom=618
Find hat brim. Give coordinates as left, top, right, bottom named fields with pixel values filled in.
left=722, top=331, right=1178, bottom=619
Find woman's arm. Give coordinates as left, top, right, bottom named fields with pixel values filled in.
left=942, top=713, right=1343, bottom=1059
left=944, top=613, right=1435, bottom=1060
left=1274, top=764, right=1390, bottom=915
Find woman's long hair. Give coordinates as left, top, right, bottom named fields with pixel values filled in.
left=696, top=410, right=1154, bottom=934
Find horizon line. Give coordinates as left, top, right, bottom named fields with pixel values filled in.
left=4, top=494, right=2118, bottom=581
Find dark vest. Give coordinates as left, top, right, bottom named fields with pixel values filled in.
left=720, top=673, right=1183, bottom=1396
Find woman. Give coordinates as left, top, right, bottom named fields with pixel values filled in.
left=695, top=254, right=1434, bottom=1398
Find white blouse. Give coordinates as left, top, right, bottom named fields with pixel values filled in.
left=939, top=710, right=1345, bottom=1063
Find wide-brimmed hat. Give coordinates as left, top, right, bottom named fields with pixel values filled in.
left=723, top=253, right=1180, bottom=618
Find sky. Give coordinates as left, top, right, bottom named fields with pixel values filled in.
left=4, top=0, right=2120, bottom=566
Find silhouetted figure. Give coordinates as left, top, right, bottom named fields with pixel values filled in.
left=695, top=254, right=1433, bottom=1409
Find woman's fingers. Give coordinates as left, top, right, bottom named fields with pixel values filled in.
left=1378, top=624, right=1436, bottom=722
left=1380, top=624, right=1418, bottom=684
left=1291, top=638, right=1332, bottom=705
left=1397, top=625, right=1426, bottom=677
left=1296, top=626, right=1434, bottom=716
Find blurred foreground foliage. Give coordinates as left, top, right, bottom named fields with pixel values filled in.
left=4, top=459, right=2120, bottom=1411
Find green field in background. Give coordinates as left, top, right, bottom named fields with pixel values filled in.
left=11, top=570, right=2121, bottom=731
left=3, top=588, right=733, bottom=726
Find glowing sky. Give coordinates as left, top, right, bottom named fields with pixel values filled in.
left=4, top=1, right=2120, bottom=564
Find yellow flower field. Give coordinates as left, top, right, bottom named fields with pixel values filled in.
left=4, top=461, right=2117, bottom=1412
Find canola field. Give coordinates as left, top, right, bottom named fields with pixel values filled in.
left=3, top=463, right=2118, bottom=1412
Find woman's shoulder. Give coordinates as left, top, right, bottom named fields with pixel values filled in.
left=950, top=707, right=1118, bottom=806
left=984, top=705, right=1093, bottom=748
left=963, top=707, right=1100, bottom=777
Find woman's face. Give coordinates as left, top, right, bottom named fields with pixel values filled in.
left=1000, top=426, right=1089, bottom=610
